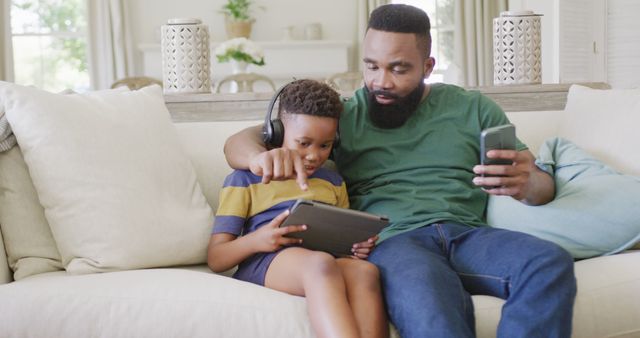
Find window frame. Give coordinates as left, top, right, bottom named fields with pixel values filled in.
left=390, top=0, right=453, bottom=83
left=5, top=0, right=90, bottom=91
left=1, top=0, right=15, bottom=81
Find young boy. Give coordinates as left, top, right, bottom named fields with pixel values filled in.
left=207, top=79, right=388, bottom=338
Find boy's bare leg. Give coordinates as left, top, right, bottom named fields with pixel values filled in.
left=337, top=258, right=389, bottom=338
left=265, top=247, right=359, bottom=338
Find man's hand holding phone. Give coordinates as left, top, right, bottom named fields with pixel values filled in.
left=473, top=124, right=522, bottom=193
left=473, top=123, right=548, bottom=202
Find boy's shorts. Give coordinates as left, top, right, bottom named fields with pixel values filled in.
left=233, top=248, right=286, bottom=286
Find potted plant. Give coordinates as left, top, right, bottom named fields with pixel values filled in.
left=220, top=0, right=259, bottom=38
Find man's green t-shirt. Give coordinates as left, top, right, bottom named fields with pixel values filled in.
left=334, top=83, right=527, bottom=242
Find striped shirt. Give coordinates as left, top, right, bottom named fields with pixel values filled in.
left=213, top=167, right=349, bottom=236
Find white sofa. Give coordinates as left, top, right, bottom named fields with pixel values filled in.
left=1, top=84, right=639, bottom=338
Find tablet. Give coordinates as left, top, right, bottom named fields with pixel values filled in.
left=280, top=199, right=389, bottom=257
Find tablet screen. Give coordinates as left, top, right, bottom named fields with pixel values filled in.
left=280, top=199, right=389, bottom=256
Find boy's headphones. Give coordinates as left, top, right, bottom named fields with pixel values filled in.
left=262, top=82, right=340, bottom=148
left=262, top=84, right=288, bottom=148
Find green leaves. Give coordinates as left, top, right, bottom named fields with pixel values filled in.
left=214, top=37, right=265, bottom=66
left=216, top=50, right=265, bottom=66
left=221, top=0, right=253, bottom=21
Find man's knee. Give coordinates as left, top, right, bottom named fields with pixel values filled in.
left=539, top=242, right=575, bottom=274
left=544, top=243, right=576, bottom=286
left=524, top=240, right=577, bottom=297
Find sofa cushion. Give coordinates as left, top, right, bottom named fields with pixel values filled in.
left=1, top=252, right=638, bottom=338
left=488, top=137, right=640, bottom=259
left=0, top=146, right=63, bottom=280
left=571, top=251, right=640, bottom=338
left=0, top=82, right=213, bottom=274
left=559, top=84, right=640, bottom=176
left=0, top=267, right=315, bottom=338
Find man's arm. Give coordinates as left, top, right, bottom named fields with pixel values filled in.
left=224, top=124, right=309, bottom=189
left=473, top=149, right=555, bottom=205
left=224, top=124, right=264, bottom=170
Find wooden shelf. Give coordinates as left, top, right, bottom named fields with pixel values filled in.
left=468, top=82, right=610, bottom=112
left=165, top=82, right=610, bottom=123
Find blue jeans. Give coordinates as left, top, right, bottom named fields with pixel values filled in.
left=368, top=223, right=576, bottom=338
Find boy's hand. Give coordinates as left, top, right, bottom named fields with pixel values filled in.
left=351, top=235, right=378, bottom=259
left=249, top=148, right=309, bottom=190
left=248, top=210, right=307, bottom=252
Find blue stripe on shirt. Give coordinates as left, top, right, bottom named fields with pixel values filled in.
left=212, top=215, right=246, bottom=235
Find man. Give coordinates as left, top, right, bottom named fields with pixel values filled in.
left=224, top=4, right=576, bottom=338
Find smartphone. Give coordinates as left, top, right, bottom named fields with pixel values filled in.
left=480, top=124, right=516, bottom=167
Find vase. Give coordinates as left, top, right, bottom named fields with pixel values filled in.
left=493, top=10, right=542, bottom=85
left=161, top=18, right=211, bottom=94
left=231, top=60, right=249, bottom=74
left=227, top=60, right=250, bottom=93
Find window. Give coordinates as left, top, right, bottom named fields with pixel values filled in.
left=391, top=0, right=454, bottom=83
left=8, top=0, right=89, bottom=92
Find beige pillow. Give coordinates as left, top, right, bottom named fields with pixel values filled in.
left=559, top=85, right=640, bottom=176
left=0, top=146, right=63, bottom=280
left=1, top=82, right=213, bottom=274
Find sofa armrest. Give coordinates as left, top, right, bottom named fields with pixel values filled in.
left=0, top=227, right=12, bottom=284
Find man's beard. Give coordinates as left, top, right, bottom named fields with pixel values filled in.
left=366, top=80, right=426, bottom=129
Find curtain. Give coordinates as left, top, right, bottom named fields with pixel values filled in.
left=451, top=0, right=507, bottom=87
left=356, top=0, right=390, bottom=70
left=0, top=0, right=13, bottom=82
left=88, top=0, right=135, bottom=90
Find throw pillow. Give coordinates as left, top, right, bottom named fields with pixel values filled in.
left=487, top=137, right=640, bottom=259
left=0, top=88, right=121, bottom=280
left=1, top=82, right=213, bottom=274
left=559, top=85, right=640, bottom=176
left=0, top=146, right=63, bottom=280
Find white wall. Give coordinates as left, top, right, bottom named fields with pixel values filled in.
left=127, top=0, right=359, bottom=75
left=131, top=0, right=638, bottom=88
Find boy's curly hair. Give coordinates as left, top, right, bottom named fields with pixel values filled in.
left=278, top=79, right=342, bottom=120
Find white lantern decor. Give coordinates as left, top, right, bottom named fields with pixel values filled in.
left=493, top=11, right=542, bottom=85
left=161, top=18, right=211, bottom=94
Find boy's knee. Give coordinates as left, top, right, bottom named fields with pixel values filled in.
left=350, top=260, right=382, bottom=291
left=355, top=260, right=380, bottom=279
left=304, top=251, right=340, bottom=277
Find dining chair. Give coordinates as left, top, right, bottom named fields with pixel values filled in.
left=111, top=76, right=163, bottom=90
left=215, top=73, right=276, bottom=93
left=325, top=71, right=363, bottom=91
